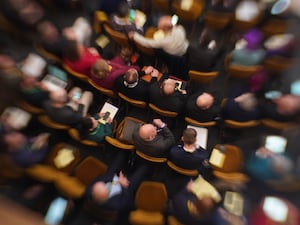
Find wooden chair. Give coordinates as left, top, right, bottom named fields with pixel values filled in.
left=148, top=103, right=178, bottom=118
left=152, top=0, right=172, bottom=13
left=261, top=17, right=296, bottom=37
left=93, top=10, right=109, bottom=33
left=136, top=150, right=167, bottom=164
left=188, top=70, right=219, bottom=85
left=204, top=10, right=233, bottom=31
left=129, top=181, right=168, bottom=225
left=33, top=42, right=62, bottom=64
left=68, top=128, right=104, bottom=147
left=209, top=144, right=249, bottom=183
left=223, top=119, right=260, bottom=129
left=263, top=55, right=294, bottom=74
left=17, top=100, right=44, bottom=115
left=103, top=22, right=129, bottom=48
left=172, top=0, right=205, bottom=37
left=232, top=14, right=262, bottom=32
left=88, top=78, right=116, bottom=99
left=266, top=178, right=300, bottom=192
left=118, top=92, right=147, bottom=114
left=185, top=116, right=216, bottom=127
left=55, top=156, right=108, bottom=199
left=168, top=216, right=185, bottom=225
left=260, top=118, right=292, bottom=130
left=38, top=114, right=70, bottom=130
left=167, top=160, right=199, bottom=177
left=62, top=63, right=88, bottom=82
left=25, top=143, right=80, bottom=183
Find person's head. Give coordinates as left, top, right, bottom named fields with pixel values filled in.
left=91, top=181, right=109, bottom=204
left=117, top=2, right=130, bottom=18
left=139, top=123, right=157, bottom=141
left=50, top=88, right=68, bottom=105
left=21, top=74, right=38, bottom=87
left=193, top=196, right=215, bottom=216
left=243, top=28, right=264, bottom=50
left=0, top=131, right=27, bottom=152
left=158, top=15, right=173, bottom=33
left=78, top=116, right=98, bottom=138
left=123, top=68, right=139, bottom=88
left=182, top=128, right=197, bottom=145
left=196, top=92, right=214, bottom=110
left=91, top=59, right=112, bottom=79
left=162, top=78, right=176, bottom=96
left=37, top=20, right=59, bottom=43
left=62, top=39, right=82, bottom=61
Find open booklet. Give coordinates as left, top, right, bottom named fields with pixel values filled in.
left=41, top=74, right=68, bottom=92
left=169, top=75, right=188, bottom=91
left=98, top=102, right=119, bottom=124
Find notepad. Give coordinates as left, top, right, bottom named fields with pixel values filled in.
left=224, top=191, right=244, bottom=216
left=263, top=196, right=288, bottom=222
left=209, top=148, right=226, bottom=168
left=187, top=125, right=208, bottom=149
left=41, top=74, right=67, bottom=92
left=98, top=102, right=119, bottom=124
left=95, top=34, right=110, bottom=49
left=191, top=176, right=222, bottom=202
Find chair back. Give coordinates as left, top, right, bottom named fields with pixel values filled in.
left=136, top=150, right=167, bottom=163
left=63, top=63, right=88, bottom=82
left=224, top=119, right=260, bottom=129
left=118, top=92, right=147, bottom=109
left=260, top=118, right=292, bottom=130
left=68, top=128, right=101, bottom=147
left=38, top=114, right=70, bottom=130
left=167, top=161, right=199, bottom=177
left=88, top=78, right=116, bottom=98
left=185, top=116, right=216, bottom=127
left=204, top=10, right=233, bottom=30
left=105, top=136, right=135, bottom=151
left=188, top=70, right=218, bottom=84
left=148, top=103, right=178, bottom=118
left=263, top=56, right=293, bottom=74
left=17, top=100, right=44, bottom=114
left=33, top=42, right=62, bottom=64
left=135, top=181, right=168, bottom=211
left=232, top=14, right=262, bottom=31
left=74, top=156, right=108, bottom=185
left=103, top=23, right=129, bottom=47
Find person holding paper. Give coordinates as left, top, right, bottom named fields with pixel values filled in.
left=169, top=127, right=210, bottom=174
left=43, top=87, right=93, bottom=126
left=0, top=130, right=50, bottom=167
left=170, top=177, right=225, bottom=225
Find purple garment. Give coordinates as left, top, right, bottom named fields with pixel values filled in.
left=243, top=29, right=264, bottom=50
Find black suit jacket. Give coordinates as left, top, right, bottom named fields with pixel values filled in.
left=132, top=125, right=175, bottom=158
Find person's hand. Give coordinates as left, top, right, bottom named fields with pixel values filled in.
left=128, top=31, right=135, bottom=40
left=274, top=94, right=300, bottom=115
left=31, top=133, right=50, bottom=150
left=88, top=47, right=100, bottom=56
left=144, top=66, right=154, bottom=74
left=62, top=27, right=77, bottom=40
left=186, top=180, right=194, bottom=191
left=118, top=171, right=130, bottom=188
left=151, top=69, right=159, bottom=77
left=153, top=119, right=165, bottom=128
left=181, top=89, right=187, bottom=94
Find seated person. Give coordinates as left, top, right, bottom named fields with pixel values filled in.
left=246, top=135, right=294, bottom=181
left=169, top=128, right=210, bottom=173
left=264, top=33, right=297, bottom=58
left=19, top=72, right=50, bottom=108
left=62, top=39, right=101, bottom=76
left=171, top=177, right=224, bottom=225
left=0, top=130, right=50, bottom=167
left=231, top=29, right=266, bottom=66
left=110, top=1, right=144, bottom=34
left=90, top=56, right=140, bottom=90
left=85, top=151, right=148, bottom=212
left=78, top=112, right=113, bottom=143
left=188, top=27, right=224, bottom=72
left=43, top=87, right=93, bottom=126
left=149, top=75, right=188, bottom=114
left=185, top=90, right=221, bottom=122
left=132, top=118, right=175, bottom=158
left=115, top=66, right=155, bottom=101
left=222, top=92, right=261, bottom=122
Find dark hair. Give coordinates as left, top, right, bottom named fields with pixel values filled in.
left=117, top=2, right=130, bottom=18
left=62, top=39, right=80, bottom=62
left=183, top=128, right=197, bottom=145
left=78, top=117, right=93, bottom=139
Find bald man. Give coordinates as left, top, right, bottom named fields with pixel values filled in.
left=149, top=75, right=188, bottom=114
left=132, top=118, right=175, bottom=157
left=185, top=90, right=221, bottom=122
left=43, top=87, right=93, bottom=125
left=85, top=151, right=148, bottom=212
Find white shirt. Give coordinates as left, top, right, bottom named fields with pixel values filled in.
left=133, top=25, right=189, bottom=56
